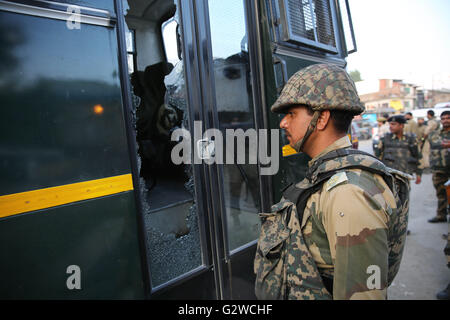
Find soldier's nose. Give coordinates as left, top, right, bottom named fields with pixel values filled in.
left=280, top=116, right=288, bottom=129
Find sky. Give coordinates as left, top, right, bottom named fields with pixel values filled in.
left=346, top=0, right=450, bottom=90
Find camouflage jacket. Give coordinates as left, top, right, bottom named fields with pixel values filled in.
left=446, top=221, right=450, bottom=268
left=425, top=117, right=440, bottom=136
left=428, top=129, right=450, bottom=172
left=417, top=124, right=426, bottom=144
left=404, top=119, right=420, bottom=141
left=255, top=137, right=404, bottom=300
left=377, top=133, right=422, bottom=175
left=304, top=137, right=397, bottom=299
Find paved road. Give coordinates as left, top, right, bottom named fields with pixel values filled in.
left=358, top=138, right=449, bottom=300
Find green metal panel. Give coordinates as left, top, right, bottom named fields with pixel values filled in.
left=269, top=55, right=315, bottom=201
left=0, top=8, right=148, bottom=299
left=257, top=2, right=316, bottom=201
left=0, top=10, right=131, bottom=196
left=261, top=0, right=351, bottom=201
left=0, top=192, right=145, bottom=299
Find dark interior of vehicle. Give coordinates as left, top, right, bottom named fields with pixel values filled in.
left=123, top=0, right=202, bottom=287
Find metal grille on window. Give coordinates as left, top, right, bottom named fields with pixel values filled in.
left=287, top=0, right=315, bottom=41
left=314, top=0, right=335, bottom=47
left=281, top=0, right=337, bottom=52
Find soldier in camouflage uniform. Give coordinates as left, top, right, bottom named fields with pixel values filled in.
left=421, top=110, right=441, bottom=169
left=376, top=115, right=422, bottom=184
left=255, top=64, right=402, bottom=300
left=404, top=112, right=420, bottom=141
left=377, top=116, right=390, bottom=138
left=436, top=169, right=450, bottom=299
left=416, top=117, right=428, bottom=168
left=425, top=110, right=440, bottom=137
left=417, top=117, right=426, bottom=146
left=436, top=219, right=450, bottom=299
left=427, top=111, right=450, bottom=223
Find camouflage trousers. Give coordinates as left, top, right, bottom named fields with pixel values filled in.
left=420, top=140, right=430, bottom=168
left=432, top=170, right=450, bottom=219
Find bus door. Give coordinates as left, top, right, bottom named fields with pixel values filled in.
left=198, top=0, right=269, bottom=299
left=120, top=0, right=222, bottom=299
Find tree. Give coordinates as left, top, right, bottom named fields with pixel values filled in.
left=349, top=70, right=362, bottom=82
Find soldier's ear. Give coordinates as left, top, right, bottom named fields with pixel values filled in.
left=316, top=110, right=331, bottom=131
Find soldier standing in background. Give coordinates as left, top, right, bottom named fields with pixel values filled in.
left=376, top=115, right=422, bottom=185
left=417, top=117, right=427, bottom=168
left=422, top=110, right=441, bottom=169
left=436, top=219, right=450, bottom=299
left=404, top=112, right=420, bottom=140
left=427, top=111, right=450, bottom=223
left=425, top=110, right=440, bottom=136
left=377, top=114, right=391, bottom=138
left=417, top=117, right=426, bottom=145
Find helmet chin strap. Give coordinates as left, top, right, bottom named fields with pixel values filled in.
left=292, top=111, right=320, bottom=153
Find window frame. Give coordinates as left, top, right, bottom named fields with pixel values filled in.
left=126, top=28, right=137, bottom=73
left=161, top=17, right=182, bottom=65
left=0, top=0, right=116, bottom=28
left=277, top=0, right=340, bottom=54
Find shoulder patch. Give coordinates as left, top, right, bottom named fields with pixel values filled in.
left=325, top=171, right=348, bottom=191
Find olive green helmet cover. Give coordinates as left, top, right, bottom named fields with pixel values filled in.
left=271, top=63, right=365, bottom=115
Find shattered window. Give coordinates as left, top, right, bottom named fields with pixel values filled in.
left=124, top=0, right=203, bottom=288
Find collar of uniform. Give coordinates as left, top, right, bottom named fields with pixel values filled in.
left=391, top=133, right=406, bottom=141
left=308, top=135, right=351, bottom=167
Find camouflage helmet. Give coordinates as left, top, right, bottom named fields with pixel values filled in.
left=271, top=63, right=365, bottom=115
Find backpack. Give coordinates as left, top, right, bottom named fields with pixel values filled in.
left=254, top=148, right=411, bottom=300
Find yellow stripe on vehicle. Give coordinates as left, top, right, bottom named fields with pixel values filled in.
left=0, top=174, right=134, bottom=219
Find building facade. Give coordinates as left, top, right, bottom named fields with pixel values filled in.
left=358, top=79, right=418, bottom=113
